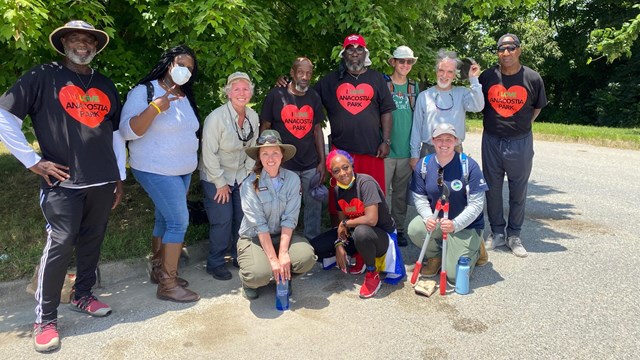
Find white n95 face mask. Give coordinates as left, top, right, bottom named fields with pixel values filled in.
left=170, top=66, right=192, bottom=85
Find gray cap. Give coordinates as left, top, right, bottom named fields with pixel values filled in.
left=497, top=33, right=521, bottom=48
left=432, top=123, right=458, bottom=138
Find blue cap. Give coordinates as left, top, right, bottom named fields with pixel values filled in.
left=458, top=256, right=471, bottom=265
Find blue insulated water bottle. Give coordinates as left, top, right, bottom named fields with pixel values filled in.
left=275, top=277, right=289, bottom=311
left=455, top=256, right=471, bottom=295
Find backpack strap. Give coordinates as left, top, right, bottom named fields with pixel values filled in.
left=420, top=154, right=433, bottom=180
left=145, top=82, right=154, bottom=103
left=460, top=152, right=470, bottom=202
left=407, top=79, right=419, bottom=111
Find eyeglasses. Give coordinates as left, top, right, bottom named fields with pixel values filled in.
left=435, top=93, right=454, bottom=111
left=437, top=167, right=444, bottom=187
left=257, top=134, right=279, bottom=145
left=345, top=46, right=365, bottom=55
left=395, top=58, right=416, bottom=65
left=498, top=45, right=518, bottom=53
left=235, top=117, right=254, bottom=146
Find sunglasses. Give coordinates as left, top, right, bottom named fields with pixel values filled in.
left=394, top=58, right=416, bottom=65
left=345, top=46, right=365, bottom=55
left=498, top=45, right=518, bottom=53
left=435, top=93, right=454, bottom=111
left=257, top=134, right=280, bottom=145
left=437, top=167, right=444, bottom=187
left=234, top=117, right=254, bottom=146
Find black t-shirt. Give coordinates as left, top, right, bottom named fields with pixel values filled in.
left=335, top=173, right=395, bottom=233
left=479, top=65, right=547, bottom=138
left=0, top=62, right=121, bottom=186
left=259, top=87, right=324, bottom=171
left=314, top=68, right=396, bottom=156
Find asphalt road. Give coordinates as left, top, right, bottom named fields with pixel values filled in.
left=1, top=132, right=639, bottom=359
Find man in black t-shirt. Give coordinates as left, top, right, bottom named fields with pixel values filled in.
left=479, top=33, right=547, bottom=258
left=0, top=21, right=125, bottom=353
left=260, top=57, right=326, bottom=239
left=314, top=34, right=396, bottom=221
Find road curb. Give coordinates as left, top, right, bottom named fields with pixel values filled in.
left=0, top=241, right=208, bottom=309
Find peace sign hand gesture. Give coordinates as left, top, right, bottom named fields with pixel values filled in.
left=151, top=85, right=182, bottom=112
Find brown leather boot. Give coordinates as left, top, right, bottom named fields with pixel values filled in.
left=477, top=240, right=489, bottom=267
left=150, top=237, right=189, bottom=287
left=157, top=243, right=200, bottom=303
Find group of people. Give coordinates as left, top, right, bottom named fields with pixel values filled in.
left=0, top=20, right=546, bottom=353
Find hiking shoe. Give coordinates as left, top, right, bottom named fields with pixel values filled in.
left=421, top=257, right=442, bottom=277
left=33, top=321, right=59, bottom=353
left=70, top=295, right=112, bottom=317
left=359, top=271, right=381, bottom=298
left=208, top=265, right=232, bottom=281
left=485, top=233, right=506, bottom=250
left=242, top=284, right=259, bottom=300
left=397, top=232, right=408, bottom=247
left=507, top=235, right=528, bottom=258
left=349, top=253, right=366, bottom=275
left=476, top=240, right=489, bottom=266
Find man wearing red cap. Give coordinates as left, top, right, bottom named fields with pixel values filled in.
left=313, top=34, right=396, bottom=224
left=0, top=20, right=125, bottom=353
left=479, top=33, right=547, bottom=258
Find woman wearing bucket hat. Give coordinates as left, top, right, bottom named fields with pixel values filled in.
left=237, top=130, right=316, bottom=300
left=200, top=72, right=259, bottom=281
left=120, top=45, right=201, bottom=303
left=309, top=149, right=406, bottom=299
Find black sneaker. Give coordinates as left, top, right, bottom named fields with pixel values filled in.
left=397, top=232, right=408, bottom=247
left=208, top=265, right=232, bottom=281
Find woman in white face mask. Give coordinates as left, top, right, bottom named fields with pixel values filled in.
left=119, top=45, right=201, bottom=303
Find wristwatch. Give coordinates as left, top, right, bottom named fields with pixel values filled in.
left=383, top=138, right=391, bottom=146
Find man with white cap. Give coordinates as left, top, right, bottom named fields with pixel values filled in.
left=0, top=20, right=125, bottom=352
left=384, top=45, right=421, bottom=246
left=479, top=33, right=547, bottom=258
left=313, top=34, right=396, bottom=225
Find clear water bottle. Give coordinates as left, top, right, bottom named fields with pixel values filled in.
left=455, top=256, right=471, bottom=295
left=275, top=277, right=289, bottom=311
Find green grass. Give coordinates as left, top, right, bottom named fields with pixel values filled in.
left=0, top=143, right=207, bottom=281
left=466, top=119, right=640, bottom=150
left=2, top=120, right=639, bottom=281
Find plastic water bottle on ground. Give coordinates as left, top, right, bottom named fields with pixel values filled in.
left=455, top=256, right=471, bottom=295
left=275, top=277, right=289, bottom=311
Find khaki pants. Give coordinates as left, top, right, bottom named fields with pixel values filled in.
left=407, top=215, right=481, bottom=282
left=237, top=234, right=317, bottom=289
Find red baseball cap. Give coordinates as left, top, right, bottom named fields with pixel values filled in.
left=342, top=34, right=367, bottom=49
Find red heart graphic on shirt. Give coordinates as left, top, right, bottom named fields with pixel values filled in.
left=336, top=83, right=374, bottom=115
left=487, top=84, right=527, bottom=118
left=58, top=85, right=111, bottom=128
left=281, top=104, right=314, bottom=139
left=338, top=198, right=365, bottom=218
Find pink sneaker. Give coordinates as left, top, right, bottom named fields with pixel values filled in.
left=349, top=253, right=366, bottom=275
left=70, top=295, right=112, bottom=317
left=33, top=321, right=59, bottom=353
left=359, top=271, right=381, bottom=298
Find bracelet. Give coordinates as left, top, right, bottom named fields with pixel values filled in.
left=341, top=219, right=348, bottom=228
left=149, top=102, right=162, bottom=114
left=334, top=238, right=349, bottom=248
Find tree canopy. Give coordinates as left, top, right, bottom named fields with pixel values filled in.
left=1, top=0, right=638, bottom=127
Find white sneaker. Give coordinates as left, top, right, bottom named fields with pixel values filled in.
left=484, top=233, right=506, bottom=250
left=507, top=236, right=528, bottom=258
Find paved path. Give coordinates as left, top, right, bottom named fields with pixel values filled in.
left=1, top=132, right=639, bottom=359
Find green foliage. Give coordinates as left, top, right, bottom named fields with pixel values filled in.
left=589, top=4, right=640, bottom=63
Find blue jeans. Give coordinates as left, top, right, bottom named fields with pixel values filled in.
left=132, top=169, right=191, bottom=244
left=202, top=180, right=243, bottom=269
left=291, top=168, right=322, bottom=239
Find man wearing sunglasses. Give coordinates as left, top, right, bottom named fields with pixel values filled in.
left=479, top=33, right=547, bottom=258
left=383, top=46, right=421, bottom=247
left=313, top=34, right=396, bottom=225
left=410, top=49, right=484, bottom=170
